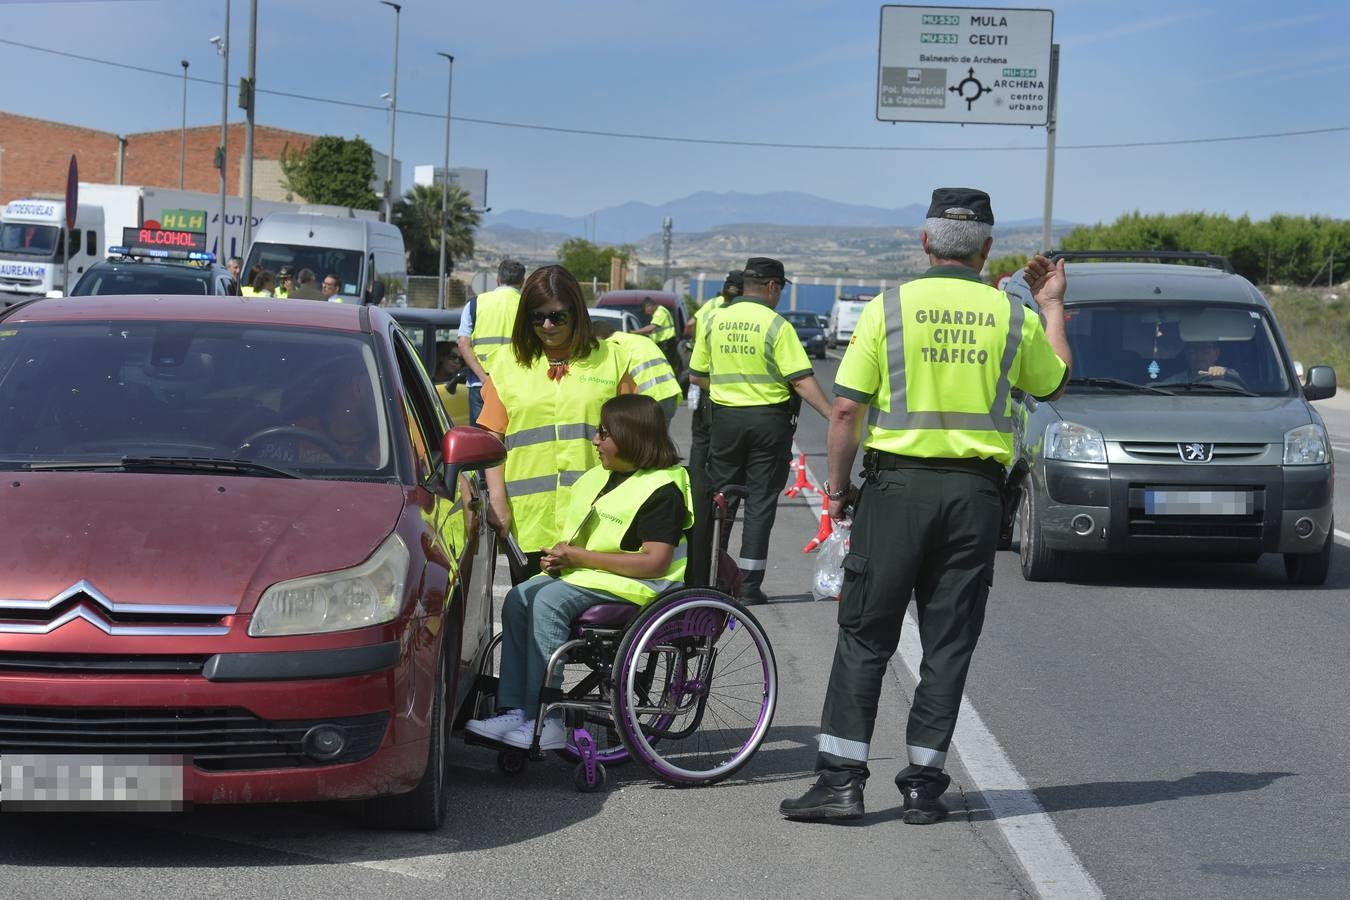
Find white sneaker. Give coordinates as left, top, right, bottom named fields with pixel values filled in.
left=501, top=718, right=568, bottom=751
left=465, top=709, right=524, bottom=742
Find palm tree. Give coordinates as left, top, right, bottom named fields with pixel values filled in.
left=392, top=183, right=480, bottom=275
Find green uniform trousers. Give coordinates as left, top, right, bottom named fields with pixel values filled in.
left=705, top=403, right=794, bottom=592
left=686, top=394, right=714, bottom=587
left=815, top=462, right=1001, bottom=794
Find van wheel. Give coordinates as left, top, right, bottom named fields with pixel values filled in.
left=1284, top=522, right=1332, bottom=586
left=1018, top=479, right=1066, bottom=581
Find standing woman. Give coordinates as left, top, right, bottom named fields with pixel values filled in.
left=478, top=265, right=635, bottom=579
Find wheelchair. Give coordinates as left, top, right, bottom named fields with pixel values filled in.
left=465, top=486, right=778, bottom=792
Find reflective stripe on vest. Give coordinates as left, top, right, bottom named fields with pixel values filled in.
left=470, top=286, right=521, bottom=367
left=559, top=465, right=693, bottom=606
left=491, top=340, right=628, bottom=551
left=607, top=332, right=682, bottom=404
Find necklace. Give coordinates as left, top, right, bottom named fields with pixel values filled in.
left=546, top=357, right=570, bottom=381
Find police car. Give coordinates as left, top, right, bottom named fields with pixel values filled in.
left=1003, top=251, right=1336, bottom=585
left=68, top=227, right=239, bottom=297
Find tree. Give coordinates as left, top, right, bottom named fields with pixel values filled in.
left=278, top=136, right=379, bottom=210
left=557, top=237, right=633, bottom=283
left=392, top=183, right=480, bottom=276
left=985, top=254, right=1028, bottom=285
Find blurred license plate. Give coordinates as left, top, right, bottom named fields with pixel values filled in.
left=1, top=754, right=186, bottom=811
left=1144, top=490, right=1255, bottom=516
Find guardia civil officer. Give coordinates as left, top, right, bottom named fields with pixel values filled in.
left=690, top=257, right=831, bottom=604
left=686, top=270, right=742, bottom=587
left=459, top=258, right=526, bottom=425
left=779, top=189, right=1072, bottom=822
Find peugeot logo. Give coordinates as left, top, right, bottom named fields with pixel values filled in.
left=1178, top=442, right=1214, bottom=463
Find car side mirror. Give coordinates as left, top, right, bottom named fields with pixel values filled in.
left=441, top=426, right=506, bottom=497
left=1303, top=365, right=1336, bottom=401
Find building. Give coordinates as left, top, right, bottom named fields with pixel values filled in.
left=0, top=111, right=399, bottom=206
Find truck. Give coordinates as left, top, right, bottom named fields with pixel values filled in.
left=0, top=199, right=106, bottom=301
left=827, top=293, right=873, bottom=348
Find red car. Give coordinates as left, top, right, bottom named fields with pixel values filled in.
left=0, top=295, right=505, bottom=829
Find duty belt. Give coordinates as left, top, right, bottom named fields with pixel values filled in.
left=861, top=449, right=1004, bottom=486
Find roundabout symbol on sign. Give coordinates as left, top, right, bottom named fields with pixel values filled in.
left=949, top=67, right=992, bottom=110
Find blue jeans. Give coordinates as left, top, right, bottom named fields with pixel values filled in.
left=467, top=383, right=484, bottom=426
left=496, top=575, right=623, bottom=716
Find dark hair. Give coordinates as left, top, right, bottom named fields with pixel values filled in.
left=601, top=394, right=679, bottom=470
left=642, top=296, right=657, bottom=307
left=590, top=318, right=618, bottom=339
left=296, top=268, right=316, bottom=285
left=497, top=258, right=526, bottom=287
left=511, top=265, right=596, bottom=367
left=722, top=279, right=742, bottom=299
left=252, top=269, right=276, bottom=292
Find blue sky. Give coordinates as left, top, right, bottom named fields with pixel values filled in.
left=2, top=0, right=1346, bottom=225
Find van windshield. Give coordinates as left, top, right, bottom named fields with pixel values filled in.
left=245, top=243, right=363, bottom=295
left=0, top=223, right=59, bottom=257
left=1064, top=301, right=1292, bottom=396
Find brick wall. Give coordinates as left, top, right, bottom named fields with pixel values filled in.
left=0, top=112, right=120, bottom=203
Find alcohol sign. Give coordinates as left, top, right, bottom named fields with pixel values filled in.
left=877, top=5, right=1053, bottom=126
left=121, top=227, right=209, bottom=253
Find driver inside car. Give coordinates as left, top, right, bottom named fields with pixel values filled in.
left=246, top=356, right=382, bottom=466
left=1184, top=340, right=1238, bottom=379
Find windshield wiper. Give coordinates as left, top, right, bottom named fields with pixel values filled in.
left=1068, top=377, right=1174, bottom=396
left=1165, top=381, right=1259, bottom=397
left=23, top=456, right=300, bottom=478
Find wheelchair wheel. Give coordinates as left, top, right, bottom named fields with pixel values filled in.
left=572, top=761, right=608, bottom=793
left=611, top=589, right=777, bottom=785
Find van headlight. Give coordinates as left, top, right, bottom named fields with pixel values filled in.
left=1283, top=423, right=1329, bottom=465
left=1044, top=421, right=1107, bottom=463
left=249, top=533, right=409, bottom=636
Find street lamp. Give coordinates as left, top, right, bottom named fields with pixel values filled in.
left=179, top=59, right=190, bottom=189
left=379, top=1, right=401, bottom=222
left=210, top=5, right=229, bottom=258
left=436, top=52, right=454, bottom=310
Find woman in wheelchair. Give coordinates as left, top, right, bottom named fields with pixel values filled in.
left=466, top=394, right=693, bottom=751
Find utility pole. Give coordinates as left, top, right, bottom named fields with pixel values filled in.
left=239, top=0, right=257, bottom=254
left=211, top=3, right=229, bottom=259
left=436, top=52, right=454, bottom=309
left=179, top=60, right=190, bottom=189
left=1040, top=43, right=1060, bottom=253
left=661, top=216, right=672, bottom=289
left=380, top=1, right=402, bottom=222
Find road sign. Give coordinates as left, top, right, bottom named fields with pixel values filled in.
left=413, top=165, right=489, bottom=212
left=64, top=155, right=79, bottom=230
left=877, top=5, right=1053, bottom=126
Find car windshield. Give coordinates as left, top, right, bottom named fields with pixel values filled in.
left=71, top=265, right=213, bottom=296
left=246, top=243, right=364, bottom=296
left=0, top=320, right=392, bottom=476
left=1064, top=302, right=1291, bottom=395
left=783, top=312, right=819, bottom=327
left=0, top=223, right=59, bottom=257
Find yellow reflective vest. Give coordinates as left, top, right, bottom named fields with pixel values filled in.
left=559, top=465, right=693, bottom=606
left=689, top=297, right=813, bottom=407
left=490, top=340, right=630, bottom=552
left=469, top=285, right=521, bottom=370
left=606, top=332, right=682, bottom=405
left=647, top=304, right=676, bottom=343
left=833, top=270, right=1068, bottom=465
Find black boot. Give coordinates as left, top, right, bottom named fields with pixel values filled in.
left=899, top=783, right=948, bottom=825
left=779, top=775, right=864, bottom=821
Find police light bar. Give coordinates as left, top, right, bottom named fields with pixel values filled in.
left=121, top=226, right=209, bottom=254
left=109, top=245, right=216, bottom=263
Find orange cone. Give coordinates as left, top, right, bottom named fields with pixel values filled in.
left=803, top=510, right=833, bottom=553
left=784, top=453, right=811, bottom=497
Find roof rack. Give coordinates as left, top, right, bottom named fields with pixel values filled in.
left=1045, top=250, right=1234, bottom=274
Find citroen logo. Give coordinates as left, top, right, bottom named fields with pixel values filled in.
left=0, top=580, right=233, bottom=636
left=1178, top=442, right=1214, bottom=463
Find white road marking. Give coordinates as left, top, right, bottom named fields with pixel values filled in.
left=1335, top=529, right=1350, bottom=545
left=798, top=448, right=1104, bottom=899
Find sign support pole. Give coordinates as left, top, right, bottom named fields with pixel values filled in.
left=1041, top=42, right=1060, bottom=253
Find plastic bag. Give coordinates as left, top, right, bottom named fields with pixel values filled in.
left=812, top=519, right=851, bottom=601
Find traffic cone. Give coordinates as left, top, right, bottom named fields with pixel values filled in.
left=784, top=453, right=811, bottom=497
left=803, top=510, right=833, bottom=553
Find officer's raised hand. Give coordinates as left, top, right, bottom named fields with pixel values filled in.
left=1023, top=255, right=1067, bottom=307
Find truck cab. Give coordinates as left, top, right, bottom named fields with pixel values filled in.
left=0, top=200, right=105, bottom=302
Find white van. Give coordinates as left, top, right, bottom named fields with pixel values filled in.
left=243, top=213, right=407, bottom=304
left=0, top=199, right=105, bottom=301
left=827, top=295, right=871, bottom=348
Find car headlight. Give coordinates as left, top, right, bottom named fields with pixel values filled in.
left=249, top=533, right=409, bottom=636
left=1044, top=421, right=1107, bottom=463
left=1283, top=423, right=1329, bottom=465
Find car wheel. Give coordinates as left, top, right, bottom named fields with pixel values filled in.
left=1284, top=520, right=1332, bottom=586
left=1018, top=477, right=1067, bottom=581
left=359, top=634, right=454, bottom=831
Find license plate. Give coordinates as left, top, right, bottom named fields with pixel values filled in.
left=1143, top=490, right=1255, bottom=516
left=1, top=754, right=187, bottom=811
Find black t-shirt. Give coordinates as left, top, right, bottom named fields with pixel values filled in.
left=595, top=471, right=686, bottom=551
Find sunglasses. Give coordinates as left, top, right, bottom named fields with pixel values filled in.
left=530, top=309, right=571, bottom=327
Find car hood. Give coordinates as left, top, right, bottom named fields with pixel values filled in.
left=1048, top=393, right=1313, bottom=441
left=0, top=473, right=404, bottom=612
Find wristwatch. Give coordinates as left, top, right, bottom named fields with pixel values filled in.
left=823, top=481, right=851, bottom=501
